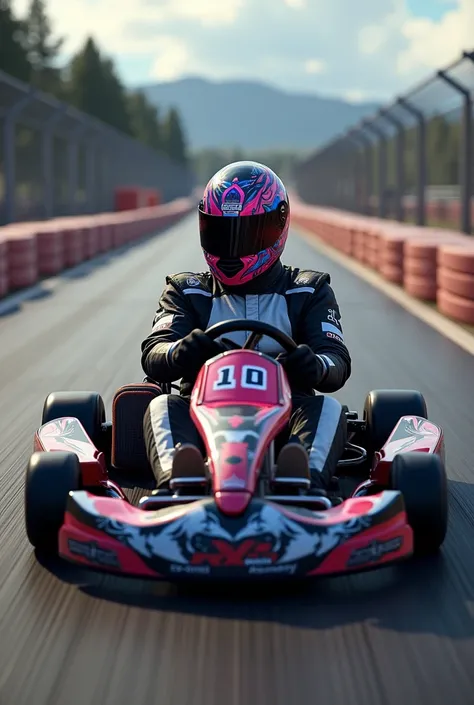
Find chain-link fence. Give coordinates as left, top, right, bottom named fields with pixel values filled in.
left=295, top=51, right=474, bottom=234
left=0, top=69, right=195, bottom=225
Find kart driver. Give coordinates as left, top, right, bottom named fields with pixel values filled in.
left=141, top=161, right=352, bottom=495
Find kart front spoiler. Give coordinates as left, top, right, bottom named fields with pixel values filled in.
left=59, top=490, right=413, bottom=579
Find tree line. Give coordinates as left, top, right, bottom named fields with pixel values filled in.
left=193, top=113, right=462, bottom=191
left=377, top=115, right=462, bottom=191
left=192, top=148, right=306, bottom=187
left=0, top=0, right=188, bottom=163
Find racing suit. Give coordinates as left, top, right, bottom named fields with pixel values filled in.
left=141, top=260, right=352, bottom=489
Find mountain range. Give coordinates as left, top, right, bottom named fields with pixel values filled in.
left=141, top=77, right=379, bottom=152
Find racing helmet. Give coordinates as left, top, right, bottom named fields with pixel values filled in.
left=198, top=161, right=290, bottom=286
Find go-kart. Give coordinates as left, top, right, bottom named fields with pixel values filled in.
left=24, top=319, right=448, bottom=580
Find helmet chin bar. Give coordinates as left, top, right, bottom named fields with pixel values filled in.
left=215, top=258, right=245, bottom=278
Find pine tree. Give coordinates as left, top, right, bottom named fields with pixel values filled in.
left=23, top=0, right=63, bottom=96
left=66, top=37, right=131, bottom=133
left=127, top=90, right=162, bottom=151
left=100, top=56, right=133, bottom=134
left=192, top=148, right=233, bottom=184
left=162, top=107, right=188, bottom=163
left=229, top=147, right=244, bottom=163
left=0, top=0, right=31, bottom=82
left=66, top=38, right=104, bottom=115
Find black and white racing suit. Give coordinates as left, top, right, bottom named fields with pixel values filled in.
left=141, top=260, right=352, bottom=489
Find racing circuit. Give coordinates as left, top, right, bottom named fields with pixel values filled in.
left=1, top=214, right=474, bottom=705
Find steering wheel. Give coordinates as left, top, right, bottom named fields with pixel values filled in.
left=205, top=319, right=297, bottom=353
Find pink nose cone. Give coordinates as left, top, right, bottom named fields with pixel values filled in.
left=215, top=491, right=251, bottom=516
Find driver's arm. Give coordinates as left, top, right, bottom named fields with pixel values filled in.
left=300, top=280, right=351, bottom=393
left=141, top=280, right=196, bottom=382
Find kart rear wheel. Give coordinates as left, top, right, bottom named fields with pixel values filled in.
left=364, top=389, right=427, bottom=455
left=25, top=451, right=81, bottom=553
left=391, top=451, right=448, bottom=554
left=42, top=391, right=106, bottom=448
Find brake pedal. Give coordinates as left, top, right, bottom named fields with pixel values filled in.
left=170, top=443, right=208, bottom=490
left=273, top=442, right=311, bottom=490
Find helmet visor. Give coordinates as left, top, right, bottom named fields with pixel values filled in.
left=199, top=205, right=288, bottom=258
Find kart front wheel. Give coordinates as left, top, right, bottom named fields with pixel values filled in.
left=25, top=451, right=81, bottom=553
left=390, top=451, right=448, bottom=554
left=42, top=391, right=106, bottom=449
left=364, top=389, right=428, bottom=456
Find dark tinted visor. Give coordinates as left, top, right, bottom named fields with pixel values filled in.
left=199, top=205, right=288, bottom=258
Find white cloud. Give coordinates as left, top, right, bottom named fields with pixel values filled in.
left=397, top=0, right=474, bottom=75
left=358, top=1, right=407, bottom=56
left=12, top=0, right=244, bottom=56
left=284, top=0, right=307, bottom=8
left=344, top=89, right=370, bottom=103
left=10, top=0, right=473, bottom=101
left=358, top=25, right=387, bottom=55
left=165, top=0, right=245, bottom=27
left=305, top=59, right=326, bottom=74
left=149, top=37, right=190, bottom=81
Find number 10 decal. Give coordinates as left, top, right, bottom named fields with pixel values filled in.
left=213, top=364, right=268, bottom=391
left=213, top=365, right=236, bottom=390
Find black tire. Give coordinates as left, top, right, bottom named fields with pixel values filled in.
left=42, top=391, right=106, bottom=448
left=391, top=451, right=448, bottom=554
left=25, top=451, right=81, bottom=552
left=364, top=389, right=428, bottom=455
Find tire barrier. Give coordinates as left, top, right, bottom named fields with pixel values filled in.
left=0, top=197, right=193, bottom=300
left=5, top=227, right=39, bottom=289
left=403, top=232, right=467, bottom=302
left=0, top=238, right=8, bottom=298
left=114, top=187, right=161, bottom=211
left=291, top=198, right=474, bottom=326
left=37, top=226, right=65, bottom=276
left=437, top=245, right=474, bottom=324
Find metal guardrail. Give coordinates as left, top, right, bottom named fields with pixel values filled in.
left=0, top=69, right=194, bottom=225
left=295, top=51, right=474, bottom=234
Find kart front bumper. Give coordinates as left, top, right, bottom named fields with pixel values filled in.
left=58, top=490, right=413, bottom=580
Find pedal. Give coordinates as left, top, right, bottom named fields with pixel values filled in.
left=272, top=476, right=311, bottom=490
left=138, top=488, right=169, bottom=509
left=273, top=442, right=311, bottom=490
left=170, top=476, right=209, bottom=490
left=139, top=493, right=204, bottom=510
left=266, top=494, right=333, bottom=510
left=169, top=443, right=208, bottom=491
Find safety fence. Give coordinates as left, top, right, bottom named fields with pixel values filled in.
left=295, top=52, right=474, bottom=234
left=0, top=197, right=195, bottom=299
left=292, top=200, right=474, bottom=325
left=0, top=69, right=194, bottom=226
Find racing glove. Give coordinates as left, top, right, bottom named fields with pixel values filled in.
left=169, top=329, right=230, bottom=380
left=278, top=344, right=327, bottom=390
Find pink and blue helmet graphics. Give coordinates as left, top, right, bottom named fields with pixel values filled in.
left=198, top=161, right=290, bottom=286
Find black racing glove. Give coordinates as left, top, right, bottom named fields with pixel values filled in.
left=279, top=344, right=327, bottom=390
left=170, top=329, right=229, bottom=380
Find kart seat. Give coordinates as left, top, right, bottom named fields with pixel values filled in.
left=111, top=382, right=163, bottom=473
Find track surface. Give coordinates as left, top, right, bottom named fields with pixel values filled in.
left=1, top=215, right=474, bottom=705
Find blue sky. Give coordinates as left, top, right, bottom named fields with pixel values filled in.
left=12, top=0, right=472, bottom=101
left=406, top=0, right=458, bottom=20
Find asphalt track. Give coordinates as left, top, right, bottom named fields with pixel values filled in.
left=1, top=214, right=474, bottom=705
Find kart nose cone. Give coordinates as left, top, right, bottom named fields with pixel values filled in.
left=215, top=491, right=251, bottom=516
